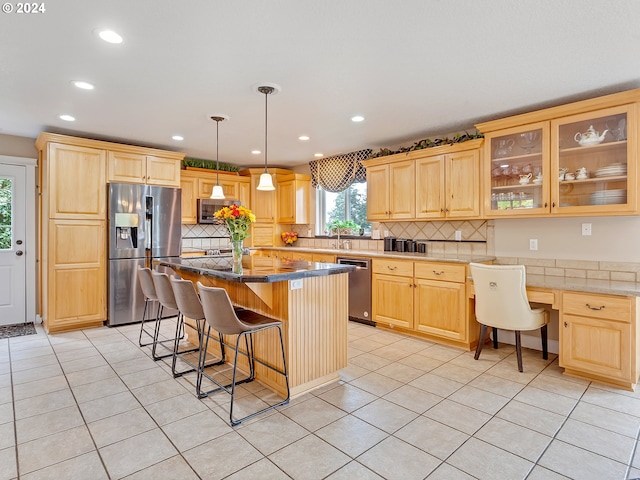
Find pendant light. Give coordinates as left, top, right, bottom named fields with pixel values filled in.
left=209, top=115, right=227, bottom=199
left=256, top=85, right=277, bottom=191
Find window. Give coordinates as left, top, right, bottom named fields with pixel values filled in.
left=316, top=183, right=370, bottom=235
left=0, top=178, right=12, bottom=249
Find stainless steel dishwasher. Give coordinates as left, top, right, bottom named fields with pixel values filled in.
left=337, top=257, right=374, bottom=326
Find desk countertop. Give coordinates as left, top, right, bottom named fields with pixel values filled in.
left=525, top=274, right=640, bottom=297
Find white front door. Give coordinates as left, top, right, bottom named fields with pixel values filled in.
left=0, top=164, right=26, bottom=325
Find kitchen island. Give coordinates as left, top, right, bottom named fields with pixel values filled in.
left=156, top=256, right=354, bottom=397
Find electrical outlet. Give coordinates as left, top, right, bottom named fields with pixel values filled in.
left=529, top=239, right=538, bottom=251
left=384, top=230, right=390, bottom=237
left=290, top=279, right=303, bottom=290
left=582, top=223, right=592, bottom=236
left=454, top=230, right=462, bottom=241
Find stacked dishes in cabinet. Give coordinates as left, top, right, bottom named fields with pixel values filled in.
left=591, top=189, right=627, bottom=205
left=595, top=163, right=627, bottom=178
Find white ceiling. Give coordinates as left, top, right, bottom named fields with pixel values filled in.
left=1, top=0, right=639, bottom=168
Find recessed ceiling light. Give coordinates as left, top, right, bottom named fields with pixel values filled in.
left=351, top=115, right=365, bottom=122
left=314, top=153, right=324, bottom=158
left=72, top=81, right=94, bottom=90
left=298, top=135, right=310, bottom=141
left=251, top=150, right=261, bottom=155
left=172, top=135, right=184, bottom=141
left=97, top=29, right=123, bottom=44
left=59, top=114, right=75, bottom=122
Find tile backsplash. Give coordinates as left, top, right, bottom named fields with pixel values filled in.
left=181, top=224, right=231, bottom=252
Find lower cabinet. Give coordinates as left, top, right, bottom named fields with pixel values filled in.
left=45, top=220, right=106, bottom=333
left=414, top=279, right=466, bottom=341
left=560, top=291, right=637, bottom=388
left=372, top=258, right=474, bottom=348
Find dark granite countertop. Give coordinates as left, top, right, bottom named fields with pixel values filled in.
left=156, top=256, right=355, bottom=283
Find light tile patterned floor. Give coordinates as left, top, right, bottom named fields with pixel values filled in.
left=1, top=320, right=640, bottom=479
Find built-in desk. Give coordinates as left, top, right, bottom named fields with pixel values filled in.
left=468, top=274, right=640, bottom=391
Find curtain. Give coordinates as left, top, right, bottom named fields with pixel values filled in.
left=309, top=149, right=371, bottom=193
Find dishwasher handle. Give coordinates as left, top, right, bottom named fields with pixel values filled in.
left=337, top=258, right=370, bottom=269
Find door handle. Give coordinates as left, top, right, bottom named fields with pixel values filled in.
left=16, top=250, right=23, bottom=256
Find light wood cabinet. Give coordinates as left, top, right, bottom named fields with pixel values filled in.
left=364, top=140, right=482, bottom=222
left=277, top=174, right=311, bottom=224
left=415, top=149, right=480, bottom=219
left=45, top=220, right=106, bottom=332
left=560, top=291, right=637, bottom=388
left=312, top=253, right=336, bottom=263
left=478, top=89, right=640, bottom=218
left=198, top=173, right=249, bottom=202
left=36, top=132, right=185, bottom=333
left=365, top=161, right=415, bottom=220
left=46, top=143, right=106, bottom=220
left=251, top=224, right=275, bottom=247
left=372, top=258, right=474, bottom=348
left=108, top=152, right=181, bottom=187
left=181, top=169, right=251, bottom=225
left=180, top=171, right=199, bottom=224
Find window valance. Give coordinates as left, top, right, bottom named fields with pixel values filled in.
left=309, top=149, right=371, bottom=193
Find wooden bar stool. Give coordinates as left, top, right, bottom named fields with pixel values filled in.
left=196, top=282, right=290, bottom=426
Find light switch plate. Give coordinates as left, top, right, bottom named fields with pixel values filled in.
left=455, top=230, right=462, bottom=241
left=529, top=239, right=538, bottom=250
left=582, top=223, right=592, bottom=236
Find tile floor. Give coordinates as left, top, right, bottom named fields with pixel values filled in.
left=1, top=320, right=640, bottom=479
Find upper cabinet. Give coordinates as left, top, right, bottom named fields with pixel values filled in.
left=365, top=160, right=415, bottom=220
left=277, top=173, right=311, bottom=224
left=42, top=142, right=107, bottom=220
left=108, top=152, right=182, bottom=187
left=477, top=89, right=640, bottom=218
left=363, top=139, right=483, bottom=222
left=180, top=169, right=251, bottom=225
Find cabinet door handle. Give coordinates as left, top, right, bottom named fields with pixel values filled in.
left=387, top=266, right=397, bottom=270
left=408, top=283, right=413, bottom=288
left=564, top=321, right=568, bottom=328
left=444, top=208, right=449, bottom=213
left=433, top=270, right=444, bottom=275
left=544, top=202, right=548, bottom=208
left=440, top=208, right=444, bottom=213
left=585, top=303, right=605, bottom=311
left=552, top=202, right=556, bottom=208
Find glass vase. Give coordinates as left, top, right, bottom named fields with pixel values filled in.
left=231, top=240, right=243, bottom=274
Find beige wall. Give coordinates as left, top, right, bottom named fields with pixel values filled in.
left=0, top=133, right=37, bottom=158
left=494, top=216, right=640, bottom=263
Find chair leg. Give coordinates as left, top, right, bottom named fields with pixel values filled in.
left=492, top=328, right=499, bottom=349
left=229, top=334, right=244, bottom=426
left=474, top=324, right=487, bottom=360
left=196, top=325, right=212, bottom=398
left=515, top=331, right=523, bottom=372
left=541, top=324, right=548, bottom=360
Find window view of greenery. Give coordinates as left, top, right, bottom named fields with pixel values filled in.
left=318, top=183, right=370, bottom=235
left=0, top=178, right=12, bottom=250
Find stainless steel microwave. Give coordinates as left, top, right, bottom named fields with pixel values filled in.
left=197, top=199, right=241, bottom=224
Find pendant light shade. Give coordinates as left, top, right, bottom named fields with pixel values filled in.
left=210, top=115, right=227, bottom=199
left=256, top=85, right=277, bottom=191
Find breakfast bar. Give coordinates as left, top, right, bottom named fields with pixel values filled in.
left=156, top=256, right=355, bottom=397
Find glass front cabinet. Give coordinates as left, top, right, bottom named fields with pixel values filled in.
left=484, top=121, right=550, bottom=216
left=551, top=105, right=635, bottom=215
left=480, top=92, right=638, bottom=218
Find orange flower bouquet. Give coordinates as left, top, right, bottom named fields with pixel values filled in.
left=214, top=204, right=256, bottom=241
left=281, top=231, right=298, bottom=246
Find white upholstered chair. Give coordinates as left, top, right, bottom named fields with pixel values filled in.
left=470, top=263, right=549, bottom=372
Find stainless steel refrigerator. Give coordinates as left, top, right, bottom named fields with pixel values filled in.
left=107, top=183, right=182, bottom=326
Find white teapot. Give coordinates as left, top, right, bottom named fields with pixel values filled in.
left=574, top=125, right=608, bottom=146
